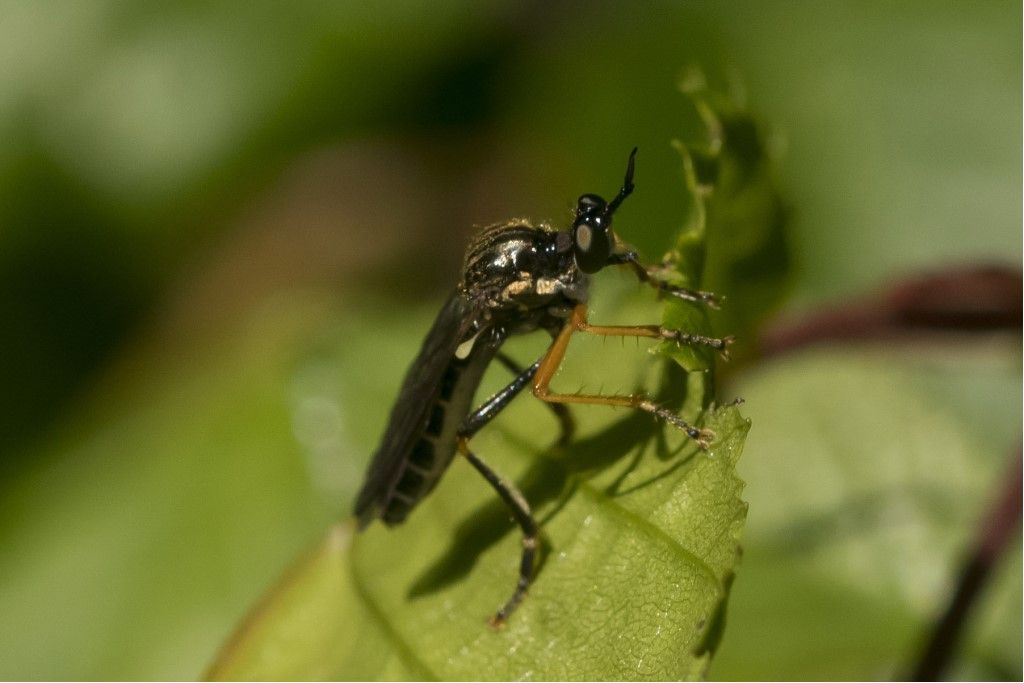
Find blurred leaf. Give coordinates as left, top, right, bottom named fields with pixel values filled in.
left=0, top=296, right=341, bottom=680
left=677, top=69, right=791, bottom=358
left=0, top=1, right=518, bottom=210
left=710, top=345, right=1021, bottom=680
left=697, top=2, right=1022, bottom=305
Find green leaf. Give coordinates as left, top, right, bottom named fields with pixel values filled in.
left=653, top=68, right=791, bottom=370
left=710, top=346, right=1021, bottom=679
left=208, top=406, right=749, bottom=681
left=207, top=83, right=756, bottom=681
left=0, top=296, right=343, bottom=680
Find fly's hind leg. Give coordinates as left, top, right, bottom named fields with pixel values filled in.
left=457, top=437, right=538, bottom=628
left=457, top=357, right=546, bottom=626
left=533, top=304, right=722, bottom=448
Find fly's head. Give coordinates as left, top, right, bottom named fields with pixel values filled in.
left=569, top=147, right=636, bottom=274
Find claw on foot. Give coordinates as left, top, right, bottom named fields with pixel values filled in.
left=659, top=329, right=735, bottom=360
left=719, top=335, right=736, bottom=361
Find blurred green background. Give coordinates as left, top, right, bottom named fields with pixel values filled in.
left=0, top=1, right=1019, bottom=680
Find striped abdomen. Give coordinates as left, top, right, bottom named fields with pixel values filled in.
left=376, top=332, right=499, bottom=525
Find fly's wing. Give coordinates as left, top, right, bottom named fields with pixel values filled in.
left=354, top=291, right=481, bottom=528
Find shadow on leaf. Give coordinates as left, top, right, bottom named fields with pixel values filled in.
left=407, top=363, right=703, bottom=600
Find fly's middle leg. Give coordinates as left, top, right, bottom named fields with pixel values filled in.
left=495, top=352, right=574, bottom=445
left=533, top=304, right=719, bottom=448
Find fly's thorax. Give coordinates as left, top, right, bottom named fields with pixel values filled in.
left=460, top=220, right=587, bottom=313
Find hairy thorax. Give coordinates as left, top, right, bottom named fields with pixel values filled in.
left=459, top=220, right=589, bottom=334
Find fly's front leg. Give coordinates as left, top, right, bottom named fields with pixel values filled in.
left=533, top=304, right=717, bottom=448
left=581, top=320, right=734, bottom=360
left=609, top=250, right=723, bottom=309
left=568, top=271, right=734, bottom=359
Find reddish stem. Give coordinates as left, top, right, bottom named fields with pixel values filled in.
left=759, top=265, right=1021, bottom=357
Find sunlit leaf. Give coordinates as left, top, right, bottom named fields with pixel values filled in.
left=208, top=402, right=748, bottom=681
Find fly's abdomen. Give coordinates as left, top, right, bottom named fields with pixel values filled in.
left=375, top=332, right=499, bottom=526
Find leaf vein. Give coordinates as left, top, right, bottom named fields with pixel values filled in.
left=575, top=480, right=725, bottom=592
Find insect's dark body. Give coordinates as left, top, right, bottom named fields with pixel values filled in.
left=355, top=221, right=587, bottom=528
left=352, top=150, right=729, bottom=625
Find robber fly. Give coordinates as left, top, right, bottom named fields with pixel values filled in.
left=354, top=149, right=731, bottom=626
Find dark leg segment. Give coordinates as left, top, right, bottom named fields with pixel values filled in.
left=458, top=437, right=538, bottom=627
left=455, top=352, right=575, bottom=624
left=460, top=358, right=540, bottom=439
left=608, top=250, right=723, bottom=309
left=495, top=352, right=575, bottom=445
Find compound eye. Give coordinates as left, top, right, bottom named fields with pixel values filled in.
left=575, top=193, right=606, bottom=217
left=572, top=215, right=611, bottom=274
